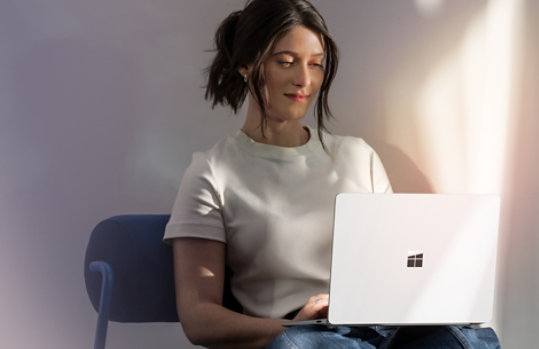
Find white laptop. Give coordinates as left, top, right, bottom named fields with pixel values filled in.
left=284, top=193, right=500, bottom=327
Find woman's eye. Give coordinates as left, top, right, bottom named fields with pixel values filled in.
left=279, top=61, right=293, bottom=67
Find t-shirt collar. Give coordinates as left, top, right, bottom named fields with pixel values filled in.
left=232, top=126, right=322, bottom=159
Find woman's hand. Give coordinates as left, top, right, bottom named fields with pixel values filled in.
left=292, top=294, right=329, bottom=321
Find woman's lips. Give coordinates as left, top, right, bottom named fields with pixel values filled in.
left=285, top=94, right=308, bottom=102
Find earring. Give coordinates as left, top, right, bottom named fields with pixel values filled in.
left=243, top=75, right=247, bottom=83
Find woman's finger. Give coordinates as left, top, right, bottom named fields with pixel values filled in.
left=309, top=294, right=329, bottom=305
left=292, top=294, right=330, bottom=321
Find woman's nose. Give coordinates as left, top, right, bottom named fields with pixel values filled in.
left=292, top=64, right=311, bottom=87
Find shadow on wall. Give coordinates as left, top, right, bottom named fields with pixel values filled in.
left=0, top=37, right=153, bottom=348
left=498, top=0, right=539, bottom=345
left=2, top=38, right=156, bottom=254
left=4, top=37, right=152, bottom=214
left=370, top=140, right=435, bottom=194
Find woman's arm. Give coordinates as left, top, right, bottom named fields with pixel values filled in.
left=172, top=238, right=290, bottom=349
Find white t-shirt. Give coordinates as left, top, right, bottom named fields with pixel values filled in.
left=164, top=126, right=392, bottom=319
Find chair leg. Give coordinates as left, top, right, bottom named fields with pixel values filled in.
left=90, top=261, right=114, bottom=349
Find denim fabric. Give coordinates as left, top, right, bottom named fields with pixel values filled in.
left=446, top=326, right=501, bottom=349
left=267, top=325, right=500, bottom=349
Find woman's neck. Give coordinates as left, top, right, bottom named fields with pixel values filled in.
left=241, top=122, right=310, bottom=148
left=241, top=101, right=310, bottom=148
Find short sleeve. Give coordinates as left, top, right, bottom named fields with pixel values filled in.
left=371, top=150, right=393, bottom=193
left=163, top=152, right=226, bottom=244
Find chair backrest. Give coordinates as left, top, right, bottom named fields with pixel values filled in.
left=84, top=214, right=242, bottom=323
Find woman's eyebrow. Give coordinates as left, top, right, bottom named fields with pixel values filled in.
left=272, top=50, right=325, bottom=57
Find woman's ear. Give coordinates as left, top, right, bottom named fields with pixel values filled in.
left=238, top=66, right=249, bottom=79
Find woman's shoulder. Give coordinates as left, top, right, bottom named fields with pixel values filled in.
left=322, top=131, right=376, bottom=157
left=185, top=133, right=245, bottom=176
left=191, top=133, right=239, bottom=160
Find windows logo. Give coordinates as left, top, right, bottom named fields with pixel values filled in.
left=407, top=251, right=424, bottom=268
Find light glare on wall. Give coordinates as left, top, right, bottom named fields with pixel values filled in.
left=387, top=0, right=524, bottom=195
left=414, top=0, right=445, bottom=18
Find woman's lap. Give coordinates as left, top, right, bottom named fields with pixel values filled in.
left=267, top=325, right=392, bottom=349
left=267, top=325, right=500, bottom=349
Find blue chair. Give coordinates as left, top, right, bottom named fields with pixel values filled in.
left=84, top=215, right=242, bottom=349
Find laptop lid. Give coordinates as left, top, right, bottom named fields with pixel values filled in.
left=327, top=193, right=500, bottom=326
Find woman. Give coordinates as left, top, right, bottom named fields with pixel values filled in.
left=164, top=0, right=500, bottom=348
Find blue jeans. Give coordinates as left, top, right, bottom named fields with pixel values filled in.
left=267, top=325, right=500, bottom=349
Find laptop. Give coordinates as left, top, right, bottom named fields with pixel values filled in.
left=284, top=193, right=500, bottom=327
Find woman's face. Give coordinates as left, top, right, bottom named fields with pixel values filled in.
left=260, top=25, right=325, bottom=123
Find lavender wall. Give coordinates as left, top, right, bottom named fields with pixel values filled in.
left=0, top=0, right=537, bottom=348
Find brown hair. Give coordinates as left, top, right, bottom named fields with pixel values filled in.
left=204, top=0, right=339, bottom=145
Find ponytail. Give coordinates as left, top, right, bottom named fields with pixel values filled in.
left=204, top=11, right=247, bottom=113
